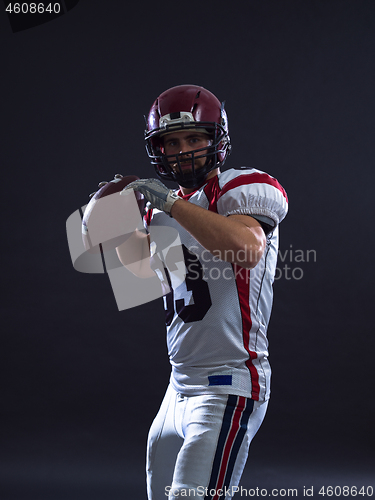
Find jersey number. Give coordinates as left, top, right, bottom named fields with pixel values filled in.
left=164, top=245, right=212, bottom=325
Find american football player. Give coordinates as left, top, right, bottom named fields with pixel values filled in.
left=107, top=85, right=288, bottom=499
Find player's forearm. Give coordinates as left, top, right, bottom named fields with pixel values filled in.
left=170, top=199, right=264, bottom=268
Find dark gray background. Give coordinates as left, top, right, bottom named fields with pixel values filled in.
left=1, top=1, right=374, bottom=498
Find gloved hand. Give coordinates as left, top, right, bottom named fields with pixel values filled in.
left=122, top=178, right=181, bottom=216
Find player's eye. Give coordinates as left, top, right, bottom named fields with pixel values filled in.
left=189, top=137, right=203, bottom=145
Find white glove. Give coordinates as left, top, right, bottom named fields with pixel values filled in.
left=122, top=178, right=181, bottom=216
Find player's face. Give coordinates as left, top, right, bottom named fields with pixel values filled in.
left=162, top=130, right=212, bottom=173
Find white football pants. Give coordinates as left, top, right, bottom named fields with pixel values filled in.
left=146, top=384, right=268, bottom=500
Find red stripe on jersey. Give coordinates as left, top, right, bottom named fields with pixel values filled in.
left=212, top=397, right=246, bottom=500
left=177, top=174, right=221, bottom=201
left=233, top=263, right=260, bottom=400
left=202, top=173, right=261, bottom=399
left=204, top=175, right=222, bottom=212
left=218, top=172, right=288, bottom=203
left=177, top=189, right=195, bottom=200
left=144, top=207, right=153, bottom=226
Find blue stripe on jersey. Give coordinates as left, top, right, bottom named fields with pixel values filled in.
left=208, top=375, right=232, bottom=386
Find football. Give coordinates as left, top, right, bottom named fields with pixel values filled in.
left=82, top=175, right=145, bottom=254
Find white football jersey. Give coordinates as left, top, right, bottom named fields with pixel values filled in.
left=145, top=168, right=288, bottom=401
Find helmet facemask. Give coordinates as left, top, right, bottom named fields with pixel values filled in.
left=145, top=117, right=230, bottom=189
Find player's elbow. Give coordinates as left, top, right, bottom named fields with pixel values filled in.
left=213, top=234, right=265, bottom=269
left=234, top=241, right=265, bottom=269
left=232, top=230, right=266, bottom=269
left=224, top=214, right=267, bottom=269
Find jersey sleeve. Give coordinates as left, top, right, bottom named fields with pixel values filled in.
left=216, top=170, right=288, bottom=228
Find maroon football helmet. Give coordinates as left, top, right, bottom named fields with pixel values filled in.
left=145, top=85, right=231, bottom=188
